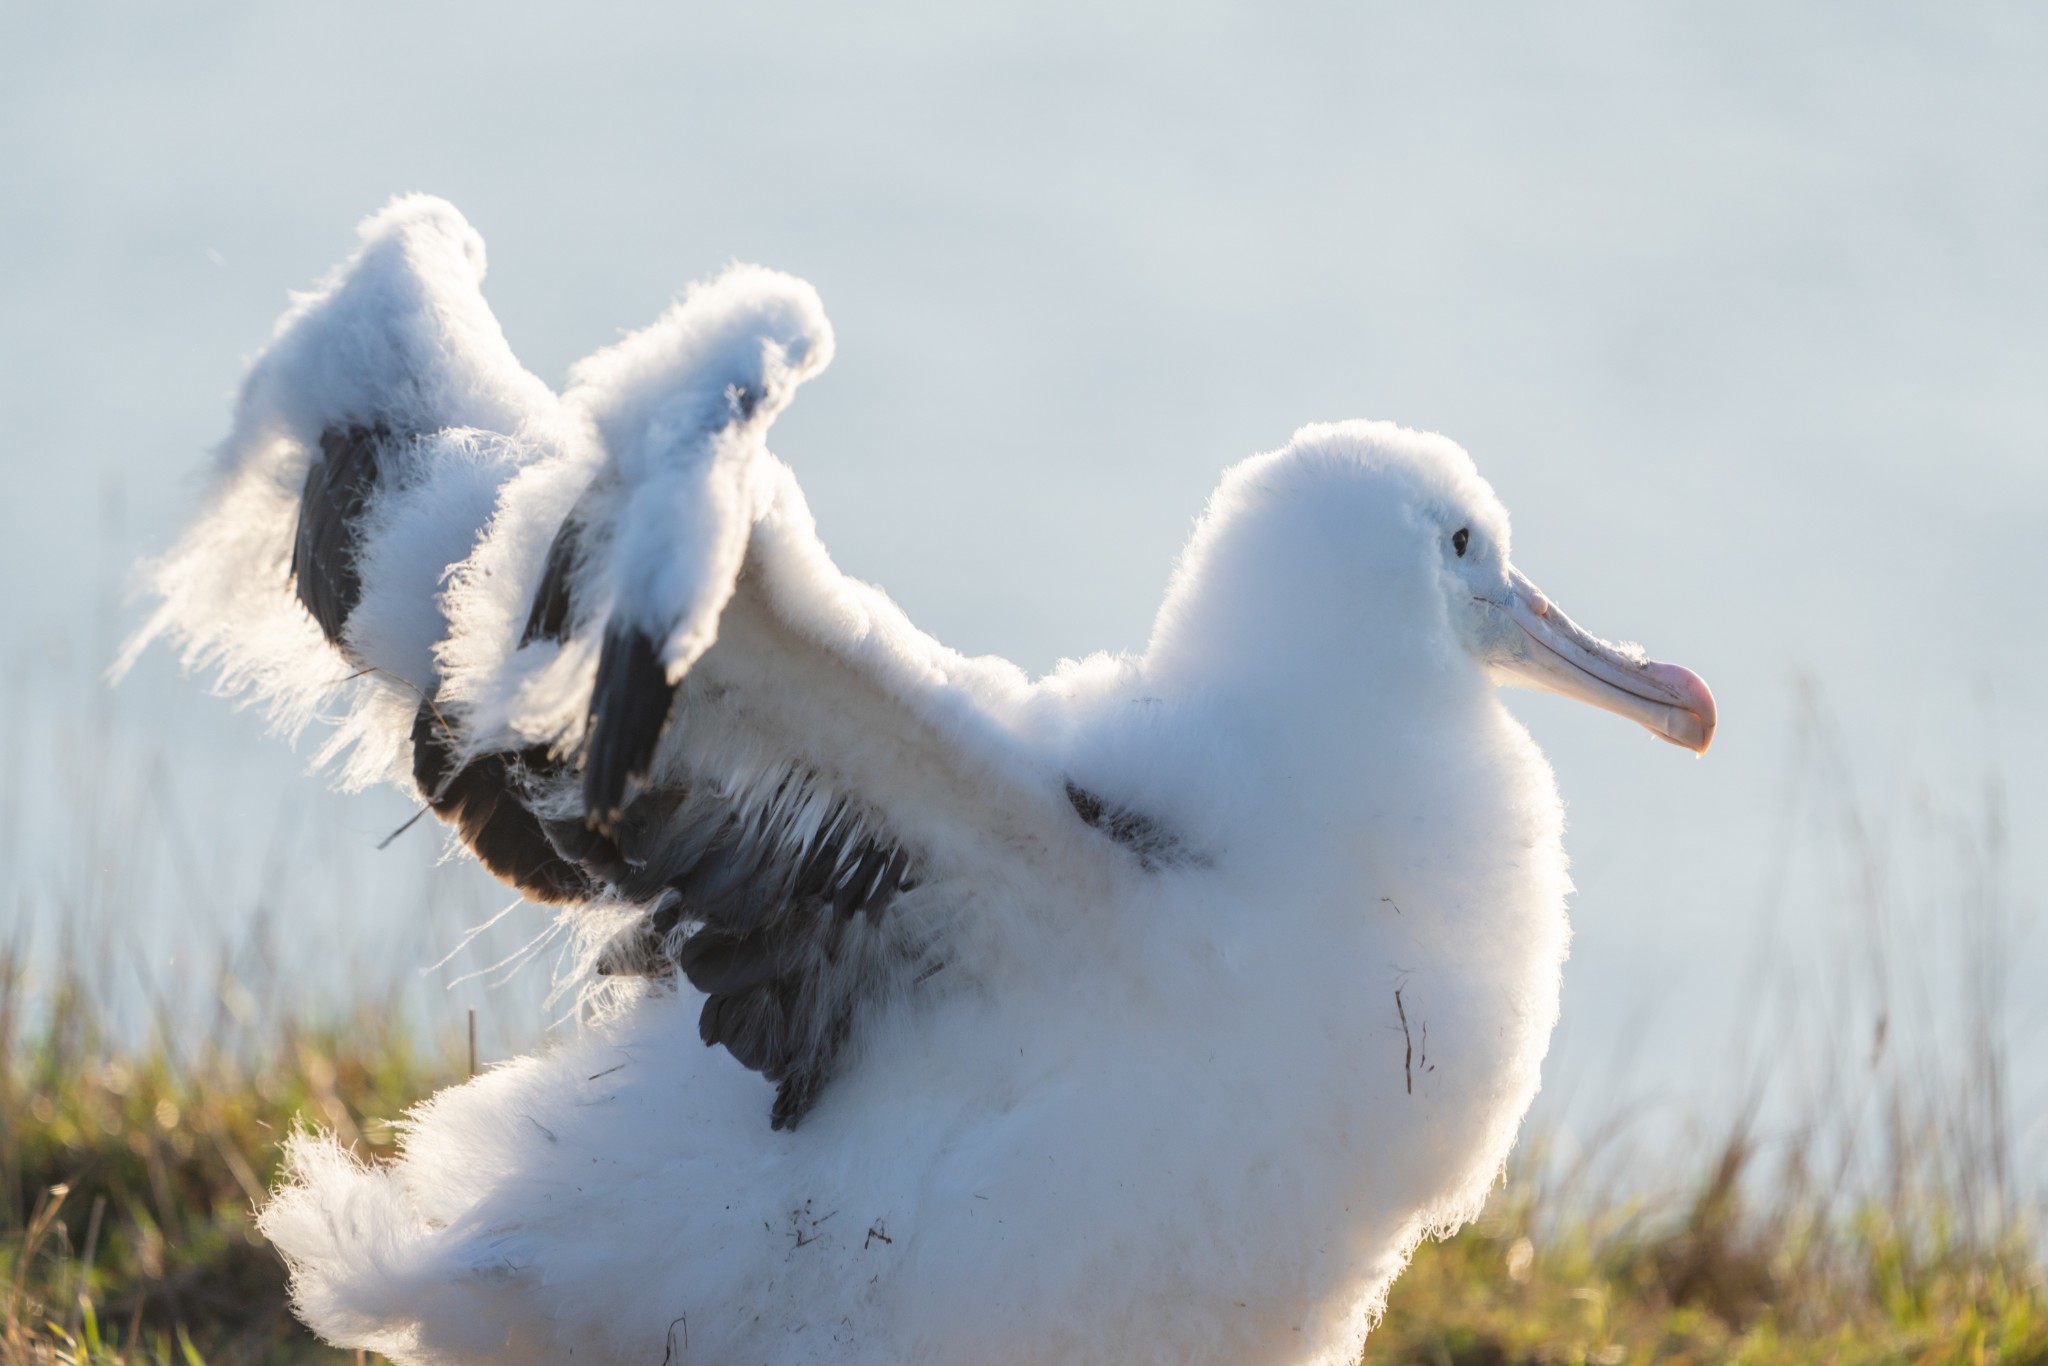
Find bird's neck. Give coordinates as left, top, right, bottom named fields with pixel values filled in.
left=1114, top=645, right=1503, bottom=893
left=1144, top=592, right=1483, bottom=780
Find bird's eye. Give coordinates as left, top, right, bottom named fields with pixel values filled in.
left=1452, top=527, right=1470, bottom=558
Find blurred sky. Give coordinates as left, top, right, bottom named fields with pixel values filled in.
left=3, top=2, right=2043, bottom=1174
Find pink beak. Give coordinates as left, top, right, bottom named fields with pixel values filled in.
left=1490, top=569, right=1716, bottom=754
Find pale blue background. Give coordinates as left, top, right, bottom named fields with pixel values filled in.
left=4, top=2, right=2042, bottom=1189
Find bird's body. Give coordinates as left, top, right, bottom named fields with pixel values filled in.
left=268, top=615, right=1569, bottom=1365
left=129, top=197, right=1712, bottom=1365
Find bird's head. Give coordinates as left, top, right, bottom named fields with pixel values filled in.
left=1439, top=505, right=1715, bottom=755
left=1147, top=419, right=1715, bottom=755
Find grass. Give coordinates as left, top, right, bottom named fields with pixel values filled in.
left=0, top=955, right=2040, bottom=1365
left=1365, top=1145, right=2048, bottom=1364
left=0, top=954, right=454, bottom=1365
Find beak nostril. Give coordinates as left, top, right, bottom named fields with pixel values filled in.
left=1511, top=573, right=1552, bottom=620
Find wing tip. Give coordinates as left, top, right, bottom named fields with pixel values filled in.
left=355, top=192, right=488, bottom=287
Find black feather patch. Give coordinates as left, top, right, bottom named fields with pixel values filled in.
left=770, top=1006, right=857, bottom=1131
left=579, top=767, right=923, bottom=1128
left=520, top=516, right=582, bottom=646
left=675, top=927, right=797, bottom=997
left=409, top=700, right=600, bottom=905
left=539, top=812, right=632, bottom=887
left=701, top=985, right=788, bottom=1073
left=833, top=845, right=890, bottom=920
left=583, top=626, right=678, bottom=829
left=291, top=424, right=390, bottom=648
left=1065, top=779, right=1184, bottom=872
left=772, top=1069, right=829, bottom=1131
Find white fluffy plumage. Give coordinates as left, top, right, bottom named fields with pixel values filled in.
left=132, top=196, right=1714, bottom=1365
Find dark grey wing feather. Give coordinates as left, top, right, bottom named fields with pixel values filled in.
left=673, top=927, right=800, bottom=997
left=291, top=423, right=392, bottom=650
left=520, top=515, right=582, bottom=646
left=585, top=759, right=924, bottom=1130
left=583, top=626, right=681, bottom=828
left=409, top=700, right=603, bottom=905
left=1065, top=779, right=1191, bottom=872
left=420, top=654, right=1184, bottom=1131
left=424, top=612, right=929, bottom=1130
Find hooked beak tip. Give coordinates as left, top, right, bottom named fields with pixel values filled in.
left=1659, top=709, right=1714, bottom=755
left=1640, top=661, right=1716, bottom=755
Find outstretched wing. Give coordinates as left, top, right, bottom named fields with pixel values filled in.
left=549, top=558, right=1056, bottom=1129
left=123, top=197, right=628, bottom=903
left=133, top=204, right=1149, bottom=1128
left=120, top=195, right=570, bottom=791
left=430, top=270, right=1088, bottom=1126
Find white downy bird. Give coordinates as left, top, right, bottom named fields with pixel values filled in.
left=129, top=195, right=1715, bottom=1366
